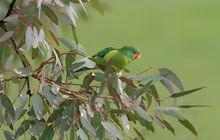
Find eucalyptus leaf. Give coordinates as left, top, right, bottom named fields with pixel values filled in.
left=42, top=5, right=58, bottom=25
left=39, top=125, right=55, bottom=140
left=77, top=128, right=88, bottom=140
left=15, top=120, right=30, bottom=138
left=178, top=119, right=198, bottom=136
left=0, top=93, right=15, bottom=120
left=170, top=87, right=205, bottom=98
left=101, top=121, right=123, bottom=140
left=159, top=68, right=184, bottom=91
left=31, top=94, right=44, bottom=120
left=134, top=106, right=152, bottom=122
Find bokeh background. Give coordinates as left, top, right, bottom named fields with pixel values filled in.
left=1, top=0, right=219, bottom=139
left=75, top=0, right=219, bottom=139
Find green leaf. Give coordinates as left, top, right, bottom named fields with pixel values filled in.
left=66, top=51, right=76, bottom=69
left=39, top=125, right=55, bottom=140
left=178, top=105, right=212, bottom=108
left=42, top=5, right=58, bottom=25
left=70, top=124, right=76, bottom=140
left=159, top=68, right=184, bottom=91
left=57, top=102, right=74, bottom=132
left=31, top=94, right=44, bottom=120
left=14, top=67, right=33, bottom=77
left=15, top=95, right=28, bottom=120
left=178, top=119, right=198, bottom=136
left=101, top=121, right=123, bottom=140
left=32, top=48, right=39, bottom=59
left=162, top=120, right=175, bottom=135
left=121, top=114, right=129, bottom=133
left=109, top=109, right=135, bottom=122
left=157, top=107, right=184, bottom=120
left=15, top=120, right=30, bottom=138
left=77, top=128, right=88, bottom=140
left=133, top=127, right=145, bottom=140
left=0, top=104, right=4, bottom=124
left=80, top=116, right=96, bottom=135
left=90, top=0, right=104, bottom=15
left=4, top=131, right=14, bottom=140
left=0, top=93, right=15, bottom=120
left=134, top=106, right=152, bottom=122
left=40, top=84, right=64, bottom=108
left=72, top=26, right=78, bottom=44
left=136, top=81, right=152, bottom=97
left=170, top=87, right=205, bottom=98
left=92, top=111, right=101, bottom=128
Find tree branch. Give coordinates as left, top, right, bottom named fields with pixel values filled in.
left=0, top=0, right=16, bottom=26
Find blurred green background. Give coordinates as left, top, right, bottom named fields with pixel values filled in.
left=75, top=0, right=219, bottom=139
left=1, top=0, right=219, bottom=139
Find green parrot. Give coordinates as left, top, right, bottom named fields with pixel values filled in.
left=91, top=46, right=141, bottom=71
left=75, top=46, right=141, bottom=72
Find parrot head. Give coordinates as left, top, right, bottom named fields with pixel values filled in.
left=119, top=46, right=141, bottom=60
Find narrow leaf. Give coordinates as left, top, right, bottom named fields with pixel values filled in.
left=179, top=119, right=198, bottom=136
left=101, top=122, right=123, bottom=140
left=0, top=93, right=15, bottom=120
left=42, top=5, right=58, bottom=25
left=39, top=125, right=55, bottom=140
left=31, top=94, right=44, bottom=120
left=170, top=87, right=205, bottom=98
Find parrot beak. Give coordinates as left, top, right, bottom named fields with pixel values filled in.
left=134, top=52, right=141, bottom=60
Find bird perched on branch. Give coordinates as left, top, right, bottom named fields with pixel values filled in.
left=75, top=46, right=141, bottom=73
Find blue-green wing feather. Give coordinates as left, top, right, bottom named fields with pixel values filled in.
left=92, top=47, right=115, bottom=58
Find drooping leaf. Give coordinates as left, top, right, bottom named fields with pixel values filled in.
left=4, top=131, right=14, bottom=140
left=72, top=26, right=78, bottom=44
left=39, top=125, right=55, bottom=140
left=0, top=93, right=15, bottom=120
left=31, top=94, right=44, bottom=120
left=80, top=116, right=96, bottom=135
left=42, top=5, right=58, bottom=25
left=66, top=51, right=76, bottom=69
left=92, top=111, right=101, bottom=128
left=32, top=48, right=39, bottom=59
left=178, top=119, right=198, bottom=136
left=170, top=87, right=205, bottom=98
left=133, top=128, right=145, bottom=140
left=101, top=121, right=123, bottom=140
left=49, top=30, right=59, bottom=45
left=121, top=114, right=129, bottom=133
left=159, top=68, right=184, bottom=91
left=0, top=31, right=14, bottom=42
left=119, top=76, right=138, bottom=89
left=156, top=107, right=184, bottom=120
left=15, top=95, right=28, bottom=120
left=15, top=120, right=30, bottom=138
left=70, top=124, right=76, bottom=140
left=178, top=105, right=212, bottom=108
left=162, top=120, right=175, bottom=135
left=77, top=128, right=88, bottom=140
left=134, top=106, right=152, bottom=122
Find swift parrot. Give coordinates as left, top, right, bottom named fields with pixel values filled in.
left=75, top=46, right=141, bottom=72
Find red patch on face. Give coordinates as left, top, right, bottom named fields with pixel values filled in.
left=134, top=52, right=141, bottom=60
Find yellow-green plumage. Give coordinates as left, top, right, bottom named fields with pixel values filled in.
left=91, top=46, right=140, bottom=71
